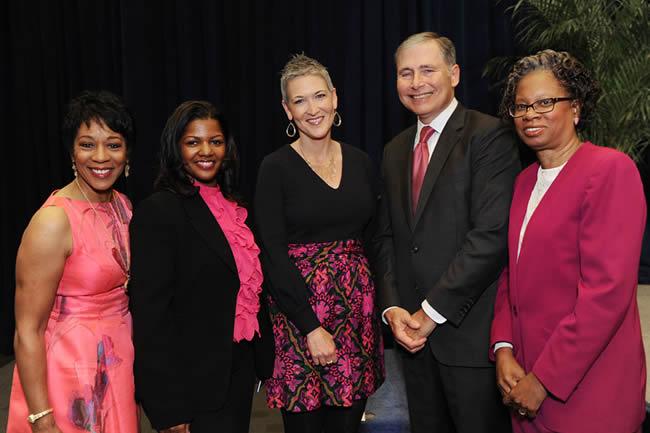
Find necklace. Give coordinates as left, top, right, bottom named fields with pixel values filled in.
left=297, top=141, right=339, bottom=185
left=74, top=178, right=131, bottom=288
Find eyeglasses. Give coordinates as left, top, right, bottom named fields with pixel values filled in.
left=508, top=97, right=574, bottom=118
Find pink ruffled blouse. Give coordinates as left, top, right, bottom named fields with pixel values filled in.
left=196, top=183, right=263, bottom=342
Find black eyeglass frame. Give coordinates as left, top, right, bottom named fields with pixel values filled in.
left=508, top=97, right=575, bottom=118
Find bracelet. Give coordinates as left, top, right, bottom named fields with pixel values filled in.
left=27, top=408, right=53, bottom=424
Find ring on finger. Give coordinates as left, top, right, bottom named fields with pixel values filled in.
left=518, top=408, right=527, bottom=416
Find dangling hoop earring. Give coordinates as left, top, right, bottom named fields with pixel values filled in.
left=333, top=111, right=342, bottom=127
left=125, top=162, right=130, bottom=178
left=72, top=161, right=78, bottom=178
left=286, top=121, right=297, bottom=137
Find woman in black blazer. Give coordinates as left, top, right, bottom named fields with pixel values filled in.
left=129, top=101, right=269, bottom=433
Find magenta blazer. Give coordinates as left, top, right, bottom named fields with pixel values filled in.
left=491, top=142, right=647, bottom=433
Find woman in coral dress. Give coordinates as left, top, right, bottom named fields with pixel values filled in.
left=7, top=91, right=137, bottom=433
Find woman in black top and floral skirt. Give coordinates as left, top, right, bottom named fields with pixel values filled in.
left=254, top=54, right=384, bottom=433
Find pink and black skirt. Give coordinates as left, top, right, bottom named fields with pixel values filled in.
left=265, top=239, right=385, bottom=412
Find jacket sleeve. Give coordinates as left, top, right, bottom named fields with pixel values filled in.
left=425, top=123, right=520, bottom=326
left=372, top=149, right=402, bottom=311
left=490, top=266, right=514, bottom=361
left=253, top=156, right=321, bottom=335
left=128, top=195, right=192, bottom=429
left=532, top=153, right=647, bottom=401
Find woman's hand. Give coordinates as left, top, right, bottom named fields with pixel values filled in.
left=160, top=423, right=191, bottom=433
left=306, top=326, right=337, bottom=366
left=508, top=372, right=548, bottom=418
left=495, top=347, right=525, bottom=399
left=30, top=414, right=63, bottom=433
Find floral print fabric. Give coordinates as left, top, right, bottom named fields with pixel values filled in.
left=266, top=239, right=384, bottom=412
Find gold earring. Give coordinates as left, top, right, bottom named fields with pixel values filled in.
left=72, top=162, right=77, bottom=178
left=125, top=163, right=130, bottom=178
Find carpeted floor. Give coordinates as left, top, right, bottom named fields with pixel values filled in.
left=360, top=348, right=409, bottom=433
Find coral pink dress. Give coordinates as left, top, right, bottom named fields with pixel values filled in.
left=7, top=192, right=138, bottom=433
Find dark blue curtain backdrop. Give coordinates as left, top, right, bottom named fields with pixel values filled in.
left=0, top=0, right=516, bottom=353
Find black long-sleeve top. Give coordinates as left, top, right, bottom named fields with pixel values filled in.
left=254, top=142, right=377, bottom=334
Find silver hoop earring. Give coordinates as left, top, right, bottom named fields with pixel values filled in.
left=333, top=111, right=342, bottom=127
left=72, top=162, right=77, bottom=178
left=286, top=121, right=297, bottom=137
left=125, top=163, right=130, bottom=178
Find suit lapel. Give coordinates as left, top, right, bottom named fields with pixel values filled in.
left=397, top=126, right=417, bottom=230
left=510, top=168, right=536, bottom=272
left=183, top=193, right=237, bottom=274
left=412, top=105, right=464, bottom=227
left=515, top=142, right=590, bottom=266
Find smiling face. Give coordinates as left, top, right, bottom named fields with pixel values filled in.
left=180, top=118, right=226, bottom=186
left=73, top=119, right=127, bottom=200
left=513, top=70, right=579, bottom=152
left=282, top=74, right=338, bottom=142
left=396, top=40, right=459, bottom=124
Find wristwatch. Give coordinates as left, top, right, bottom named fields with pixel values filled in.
left=27, top=408, right=53, bottom=424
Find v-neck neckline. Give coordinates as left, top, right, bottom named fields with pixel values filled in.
left=515, top=142, right=587, bottom=264
left=288, top=142, right=345, bottom=191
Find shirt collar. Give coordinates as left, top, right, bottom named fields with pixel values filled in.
left=416, top=98, right=458, bottom=140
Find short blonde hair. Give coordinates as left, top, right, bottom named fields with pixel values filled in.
left=280, top=54, right=334, bottom=101
left=395, top=32, right=456, bottom=68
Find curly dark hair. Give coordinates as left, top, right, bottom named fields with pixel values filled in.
left=62, top=90, right=135, bottom=154
left=155, top=100, right=240, bottom=202
left=499, top=50, right=601, bottom=130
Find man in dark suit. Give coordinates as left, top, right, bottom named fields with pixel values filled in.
left=374, top=32, right=520, bottom=433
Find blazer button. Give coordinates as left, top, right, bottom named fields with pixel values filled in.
left=412, top=245, right=419, bottom=253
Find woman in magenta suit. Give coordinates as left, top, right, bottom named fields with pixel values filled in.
left=490, top=50, right=646, bottom=433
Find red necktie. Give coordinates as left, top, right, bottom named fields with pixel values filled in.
left=412, top=126, right=435, bottom=212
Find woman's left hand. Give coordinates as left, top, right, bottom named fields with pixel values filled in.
left=306, top=326, right=337, bottom=366
left=508, top=372, right=548, bottom=418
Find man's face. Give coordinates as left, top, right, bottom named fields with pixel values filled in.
left=396, top=40, right=459, bottom=124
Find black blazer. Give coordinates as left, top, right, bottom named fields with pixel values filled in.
left=128, top=190, right=272, bottom=430
left=374, top=104, right=520, bottom=367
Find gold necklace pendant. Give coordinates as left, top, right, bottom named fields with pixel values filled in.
left=297, top=141, right=338, bottom=181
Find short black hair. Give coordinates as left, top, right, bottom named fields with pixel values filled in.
left=500, top=50, right=600, bottom=130
left=62, top=90, right=135, bottom=154
left=155, top=100, right=240, bottom=202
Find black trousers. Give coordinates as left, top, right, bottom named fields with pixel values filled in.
left=281, top=399, right=367, bottom=433
left=190, top=341, right=256, bottom=433
left=401, top=346, right=510, bottom=433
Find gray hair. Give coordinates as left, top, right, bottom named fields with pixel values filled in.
left=280, top=54, right=334, bottom=102
left=395, top=32, right=457, bottom=68
left=499, top=49, right=600, bottom=129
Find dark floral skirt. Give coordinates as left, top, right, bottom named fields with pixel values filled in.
left=265, top=239, right=385, bottom=412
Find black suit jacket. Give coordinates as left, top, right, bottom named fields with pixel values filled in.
left=128, top=190, right=272, bottom=430
left=374, top=104, right=520, bottom=367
